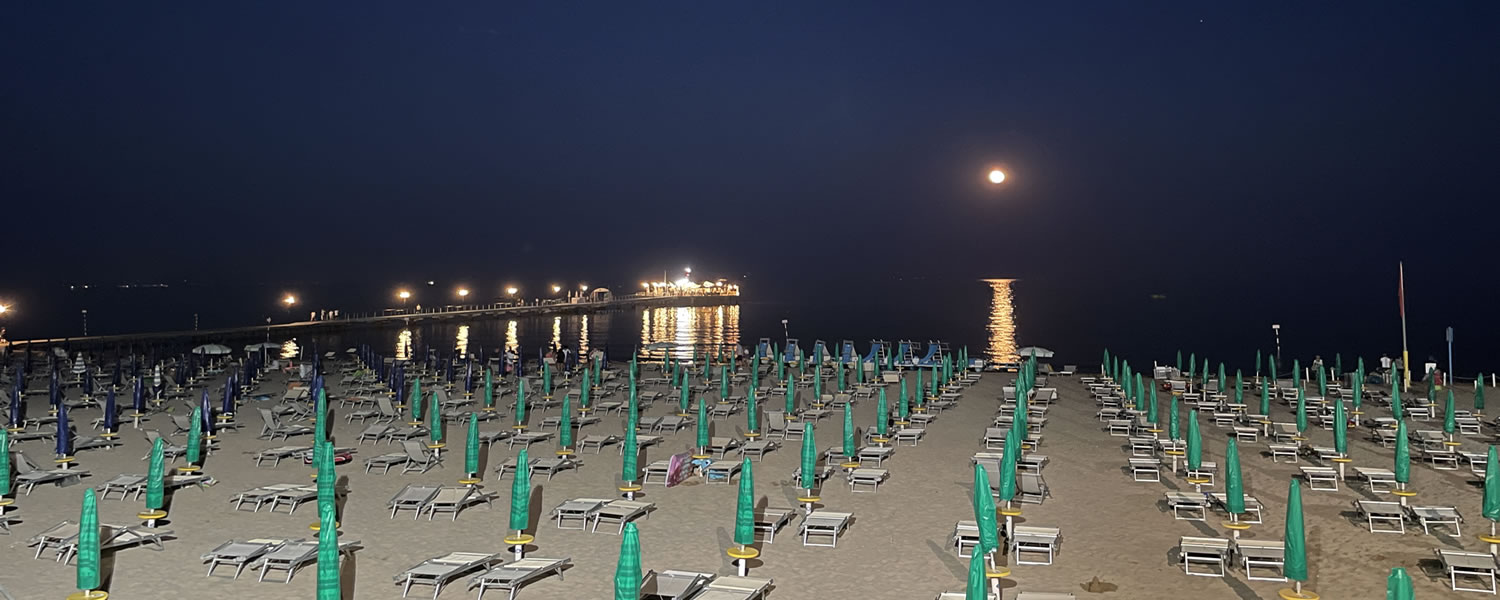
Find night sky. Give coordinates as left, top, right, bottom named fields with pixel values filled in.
left=4, top=4, right=1498, bottom=355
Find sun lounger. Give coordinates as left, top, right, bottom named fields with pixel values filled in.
left=579, top=434, right=620, bottom=453
left=755, top=507, right=796, bottom=544
left=1356, top=500, right=1406, bottom=533
left=1178, top=536, right=1230, bottom=577
left=640, top=569, right=714, bottom=599
left=531, top=456, right=578, bottom=480
left=468, top=556, right=571, bottom=600
left=894, top=427, right=925, bottom=446
left=422, top=486, right=498, bottom=521
left=740, top=440, right=778, bottom=460
left=258, top=408, right=313, bottom=440
left=389, top=484, right=442, bottom=519
left=1010, top=525, right=1060, bottom=565
left=396, top=551, right=504, bottom=599
left=254, top=445, right=311, bottom=467
left=692, top=575, right=773, bottom=600
left=399, top=440, right=444, bottom=474
left=591, top=499, right=654, bottom=534
left=1409, top=505, right=1462, bottom=535
left=1015, top=594, right=1077, bottom=600
left=1234, top=538, right=1286, bottom=581
left=857, top=446, right=894, bottom=467
left=202, top=538, right=284, bottom=579
left=551, top=498, right=610, bottom=529
left=1207, top=493, right=1263, bottom=523
left=1437, top=549, right=1498, bottom=593
left=12, top=452, right=91, bottom=494
left=800, top=511, right=852, bottom=547
left=508, top=431, right=553, bottom=449
left=1266, top=443, right=1299, bottom=463
left=365, top=449, right=412, bottom=473
left=1354, top=467, right=1397, bottom=494
left=707, top=437, right=742, bottom=458
left=1128, top=458, right=1160, bottom=482
left=1300, top=466, right=1339, bottom=491
left=846, top=468, right=889, bottom=493
left=705, top=460, right=743, bottom=483
left=357, top=423, right=394, bottom=444
left=97, top=474, right=147, bottom=501
left=385, top=425, right=429, bottom=443
left=1165, top=491, right=1207, bottom=520
left=29, top=520, right=174, bottom=563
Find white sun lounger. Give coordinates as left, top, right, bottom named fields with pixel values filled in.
left=389, top=484, right=443, bottom=519
left=365, top=449, right=411, bottom=474
left=800, top=511, right=853, bottom=548
left=96, top=474, right=147, bottom=501
left=530, top=457, right=578, bottom=480
left=691, top=575, right=773, bottom=600
left=1178, top=536, right=1230, bottom=577
left=422, top=486, right=497, bottom=521
left=1409, top=505, right=1462, bottom=535
left=1356, top=500, right=1406, bottom=533
left=640, top=569, right=714, bottom=599
left=254, top=538, right=360, bottom=582
left=847, top=468, right=889, bottom=493
left=1010, top=525, right=1060, bottom=565
left=1355, top=467, right=1398, bottom=494
left=396, top=552, right=504, bottom=599
left=1300, top=466, right=1339, bottom=491
left=551, top=498, right=610, bottom=530
left=12, top=452, right=91, bottom=494
left=1129, top=458, right=1160, bottom=482
left=468, top=556, right=572, bottom=600
left=591, top=499, right=655, bottom=534
left=857, top=446, right=895, bottom=467
left=1233, top=538, right=1285, bottom=582
left=1207, top=493, right=1263, bottom=523
left=254, top=445, right=311, bottom=467
left=1437, top=549, right=1498, bottom=593
left=755, top=507, right=796, bottom=544
left=508, top=431, right=553, bottom=449
left=202, top=538, right=284, bottom=579
left=579, top=434, right=620, bottom=453
left=1165, top=491, right=1208, bottom=520
left=29, top=520, right=174, bottom=563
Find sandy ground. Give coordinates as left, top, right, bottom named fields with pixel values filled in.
left=1, top=361, right=1493, bottom=599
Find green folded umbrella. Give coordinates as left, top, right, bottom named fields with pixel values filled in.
left=678, top=381, right=690, bottom=415
left=1103, top=349, right=1111, bottom=377
left=720, top=366, right=730, bottom=400
left=842, top=404, right=858, bottom=459
left=799, top=423, right=817, bottom=490
left=1444, top=389, right=1457, bottom=436
left=745, top=387, right=758, bottom=435
left=1225, top=438, right=1245, bottom=515
left=464, top=413, right=480, bottom=476
left=1478, top=374, right=1487, bottom=413
left=1484, top=446, right=1499, bottom=524
left=186, top=407, right=203, bottom=467
left=1334, top=398, right=1348, bottom=455
left=1334, top=354, right=1342, bottom=378
left=410, top=378, right=423, bottom=422
left=696, top=398, right=709, bottom=451
left=509, top=448, right=532, bottom=532
left=1284, top=478, right=1308, bottom=584
left=1386, top=567, right=1413, bottom=600
left=875, top=388, right=889, bottom=437
left=483, top=368, right=495, bottom=410
left=1169, top=396, right=1180, bottom=441
left=915, top=369, right=924, bottom=407
left=1394, top=421, right=1410, bottom=485
left=543, top=362, right=552, bottom=397
left=898, top=378, right=909, bottom=421
left=1217, top=363, right=1227, bottom=397
left=998, top=427, right=1018, bottom=503
left=1147, top=387, right=1159, bottom=425
left=315, top=389, right=328, bottom=447
left=622, top=411, right=639, bottom=485
left=972, top=463, right=1000, bottom=556
left=0, top=429, right=8, bottom=497
left=580, top=377, right=591, bottom=412
left=76, top=488, right=101, bottom=593
left=784, top=384, right=795, bottom=416
left=316, top=495, right=340, bottom=600
left=1352, top=371, right=1363, bottom=412
left=614, top=522, right=642, bottom=600
left=515, top=377, right=527, bottom=427
left=1135, top=373, right=1146, bottom=411
left=1269, top=355, right=1278, bottom=384
left=1255, top=349, right=1262, bottom=378
left=1293, top=359, right=1301, bottom=390
left=1176, top=350, right=1183, bottom=372
left=1234, top=370, right=1244, bottom=405
left=1189, top=353, right=1196, bottom=381
left=1295, top=389, right=1308, bottom=434
left=1187, top=410, right=1203, bottom=471
left=559, top=393, right=573, bottom=451
left=733, top=458, right=755, bottom=546
left=145, top=437, right=165, bottom=511
left=965, top=550, right=986, bottom=600
left=1317, top=365, right=1327, bottom=398
left=429, top=389, right=443, bottom=444
left=1391, top=378, right=1403, bottom=420
left=1259, top=382, right=1270, bottom=417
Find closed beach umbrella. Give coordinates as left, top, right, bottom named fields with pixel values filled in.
left=186, top=407, right=203, bottom=466
left=1284, top=479, right=1309, bottom=586
left=132, top=377, right=144, bottom=414
left=898, top=378, right=909, bottom=421
left=1333, top=398, right=1348, bottom=455
left=1317, top=365, right=1327, bottom=398
left=678, top=383, right=690, bottom=416
left=965, top=552, right=986, bottom=600
left=1218, top=363, right=1226, bottom=395
left=316, top=440, right=335, bottom=521
left=76, top=489, right=102, bottom=596
left=515, top=378, right=528, bottom=428
left=799, top=423, right=817, bottom=490
left=614, top=522, right=642, bottom=600
left=875, top=388, right=889, bottom=437
left=696, top=398, right=709, bottom=451
left=1483, top=447, right=1499, bottom=528
left=509, top=448, right=532, bottom=532
left=733, top=458, right=755, bottom=546
left=484, top=368, right=494, bottom=410
left=621, top=414, right=639, bottom=485
left=914, top=368, right=923, bottom=407
left=316, top=497, right=340, bottom=600
left=1391, top=378, right=1403, bottom=420
left=784, top=384, right=795, bottom=416
left=464, top=414, right=480, bottom=477
left=580, top=377, right=591, bottom=412
left=972, top=463, right=1000, bottom=556
left=1295, top=389, right=1308, bottom=434
left=842, top=403, right=856, bottom=459
left=429, top=390, right=443, bottom=444
left=145, top=437, right=165, bottom=512
left=410, top=379, right=423, bottom=423
left=1102, top=349, right=1110, bottom=376
left=1147, top=387, right=1159, bottom=426
left=1444, top=390, right=1457, bottom=437
left=0, top=429, right=8, bottom=499
left=1189, top=353, right=1196, bottom=381
left=1224, top=439, right=1245, bottom=515
left=720, top=366, right=730, bottom=400
left=1187, top=410, right=1202, bottom=471
left=1352, top=373, right=1363, bottom=413
left=998, top=427, right=1018, bottom=504
left=1234, top=370, right=1244, bottom=405
left=1478, top=375, right=1487, bottom=413
left=1269, top=356, right=1278, bottom=384
left=1386, top=567, right=1414, bottom=600
left=315, top=389, right=328, bottom=448
left=1394, top=421, right=1410, bottom=485
left=1169, top=396, right=1180, bottom=441
left=102, top=389, right=117, bottom=435
left=1134, top=373, right=1146, bottom=411
left=55, top=400, right=72, bottom=458
left=558, top=394, right=573, bottom=451
left=1293, top=359, right=1301, bottom=390
left=1255, top=349, right=1262, bottom=378
left=543, top=361, right=552, bottom=397
left=1176, top=350, right=1182, bottom=372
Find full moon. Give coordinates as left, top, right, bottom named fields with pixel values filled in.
left=988, top=169, right=1006, bottom=184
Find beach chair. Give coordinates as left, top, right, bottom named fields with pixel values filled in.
left=1234, top=539, right=1286, bottom=581
left=951, top=521, right=981, bottom=557
left=1165, top=491, right=1207, bottom=520
left=396, top=552, right=504, bottom=599
left=653, top=415, right=692, bottom=433
left=763, top=411, right=789, bottom=440
left=755, top=507, right=796, bottom=544
left=495, top=456, right=541, bottom=480
left=854, top=445, right=893, bottom=467
left=1010, top=525, right=1060, bottom=565
left=258, top=408, right=314, bottom=440
left=1355, top=500, right=1406, bottom=533
left=579, top=434, right=620, bottom=453
left=254, top=445, right=310, bottom=467
left=12, top=451, right=91, bottom=494
left=1267, top=443, right=1299, bottom=463
left=530, top=456, right=578, bottom=480
left=692, top=575, right=774, bottom=600
left=894, top=427, right=926, bottom=446
left=1018, top=471, right=1050, bottom=504
left=1270, top=423, right=1300, bottom=443
left=364, top=448, right=412, bottom=474
left=1207, top=493, right=1263, bottom=523
left=846, top=468, right=889, bottom=493
left=707, top=436, right=742, bottom=458
left=384, top=424, right=429, bottom=443
left=1178, top=536, right=1230, bottom=577
left=1354, top=467, right=1398, bottom=494
left=230, top=483, right=309, bottom=512
left=551, top=498, right=610, bottom=529
left=705, top=460, right=743, bottom=483
left=141, top=430, right=188, bottom=460
left=982, top=427, right=1008, bottom=450
left=740, top=439, right=778, bottom=460
left=96, top=474, right=147, bottom=501
left=591, top=499, right=654, bottom=534
left=29, top=520, right=174, bottom=563
left=467, top=556, right=572, bottom=600
left=422, top=486, right=497, bottom=521
left=389, top=484, right=442, bottom=519
left=1128, top=458, right=1160, bottom=482
left=800, top=511, right=853, bottom=547
left=1300, top=466, right=1339, bottom=491
left=1436, top=549, right=1498, bottom=593
left=1409, top=505, right=1462, bottom=535
left=202, top=538, right=283, bottom=579
left=508, top=431, right=553, bottom=449
left=639, top=569, right=714, bottom=599
left=356, top=423, right=394, bottom=444
left=400, top=440, right=444, bottom=474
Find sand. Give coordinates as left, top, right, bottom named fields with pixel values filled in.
left=1, top=361, right=1490, bottom=599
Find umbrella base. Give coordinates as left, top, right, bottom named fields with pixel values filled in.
left=67, top=591, right=108, bottom=600
left=458, top=478, right=482, bottom=486
left=743, top=432, right=761, bottom=439
left=1277, top=590, right=1318, bottom=600
left=308, top=521, right=340, bottom=531
left=177, top=466, right=201, bottom=474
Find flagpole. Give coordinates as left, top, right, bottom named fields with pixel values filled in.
left=1399, top=262, right=1410, bottom=393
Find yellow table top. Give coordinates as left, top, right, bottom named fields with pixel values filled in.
left=986, top=567, right=1011, bottom=578
left=1164, top=450, right=1185, bottom=456
left=308, top=521, right=340, bottom=531
left=726, top=546, right=760, bottom=560
left=743, top=432, right=761, bottom=438
left=66, top=591, right=108, bottom=600
left=1392, top=490, right=1418, bottom=497
left=797, top=496, right=821, bottom=504
left=504, top=534, right=535, bottom=545
left=1277, top=589, right=1319, bottom=600
left=136, top=510, right=167, bottom=520
left=1186, top=477, right=1211, bottom=485
left=999, top=508, right=1023, bottom=517
left=1223, top=521, right=1252, bottom=531
left=457, top=478, right=482, bottom=485
left=1478, top=534, right=1500, bottom=544
left=1330, top=457, right=1352, bottom=463
left=618, top=485, right=642, bottom=493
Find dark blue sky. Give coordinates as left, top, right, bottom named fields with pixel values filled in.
left=3, top=3, right=1499, bottom=348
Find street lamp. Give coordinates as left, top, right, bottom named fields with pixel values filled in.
left=579, top=284, right=589, bottom=292
left=0, top=304, right=8, bottom=315
left=398, top=289, right=411, bottom=311
left=283, top=294, right=296, bottom=307
left=457, top=288, right=470, bottom=300
left=505, top=287, right=518, bottom=296
left=988, top=169, right=1006, bottom=184
left=551, top=285, right=561, bottom=294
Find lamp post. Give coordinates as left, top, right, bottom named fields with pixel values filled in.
left=458, top=288, right=469, bottom=308
left=398, top=290, right=411, bottom=313
left=282, top=295, right=296, bottom=321
left=1272, top=324, right=1282, bottom=363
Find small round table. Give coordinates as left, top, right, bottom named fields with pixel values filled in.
left=726, top=546, right=759, bottom=577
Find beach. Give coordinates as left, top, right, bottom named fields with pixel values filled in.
left=2, top=359, right=1489, bottom=598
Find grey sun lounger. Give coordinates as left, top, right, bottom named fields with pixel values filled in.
left=396, top=551, right=504, bottom=599
left=591, top=499, right=655, bottom=534
left=231, top=483, right=315, bottom=513
left=389, top=484, right=443, bottom=519
left=551, top=498, right=612, bottom=529
left=800, top=511, right=853, bottom=548
left=357, top=423, right=394, bottom=443
left=705, top=460, right=743, bottom=483
left=640, top=569, right=714, bottom=599
left=96, top=474, right=148, bottom=500
left=847, top=468, right=889, bottom=492
left=1436, top=548, right=1499, bottom=593
left=579, top=434, right=620, bottom=453
left=385, top=425, right=429, bottom=443
left=1409, top=505, right=1463, bottom=535
left=1356, top=500, right=1407, bottom=533
left=468, top=557, right=572, bottom=600
left=400, top=440, right=444, bottom=473
left=691, top=575, right=774, bottom=600
left=496, top=456, right=542, bottom=479
left=12, top=452, right=91, bottom=494
left=508, top=431, right=553, bottom=449
left=1178, top=536, right=1230, bottom=577
left=29, top=520, right=175, bottom=563
left=253, top=538, right=360, bottom=582
left=755, top=507, right=796, bottom=544
left=740, top=439, right=779, bottom=460
left=365, top=449, right=411, bottom=474
left=254, top=445, right=311, bottom=467
left=531, top=456, right=578, bottom=480
left=1233, top=538, right=1286, bottom=582
left=421, top=486, right=498, bottom=521
left=202, top=538, right=284, bottom=579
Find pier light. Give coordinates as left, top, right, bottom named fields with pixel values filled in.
left=505, top=286, right=518, bottom=296
left=579, top=284, right=589, bottom=292
left=551, top=285, right=561, bottom=293
left=398, top=290, right=411, bottom=300
left=457, top=288, right=470, bottom=299
left=282, top=295, right=296, bottom=306
left=641, top=282, right=649, bottom=289
left=0, top=304, right=8, bottom=315
left=988, top=169, right=1006, bottom=184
